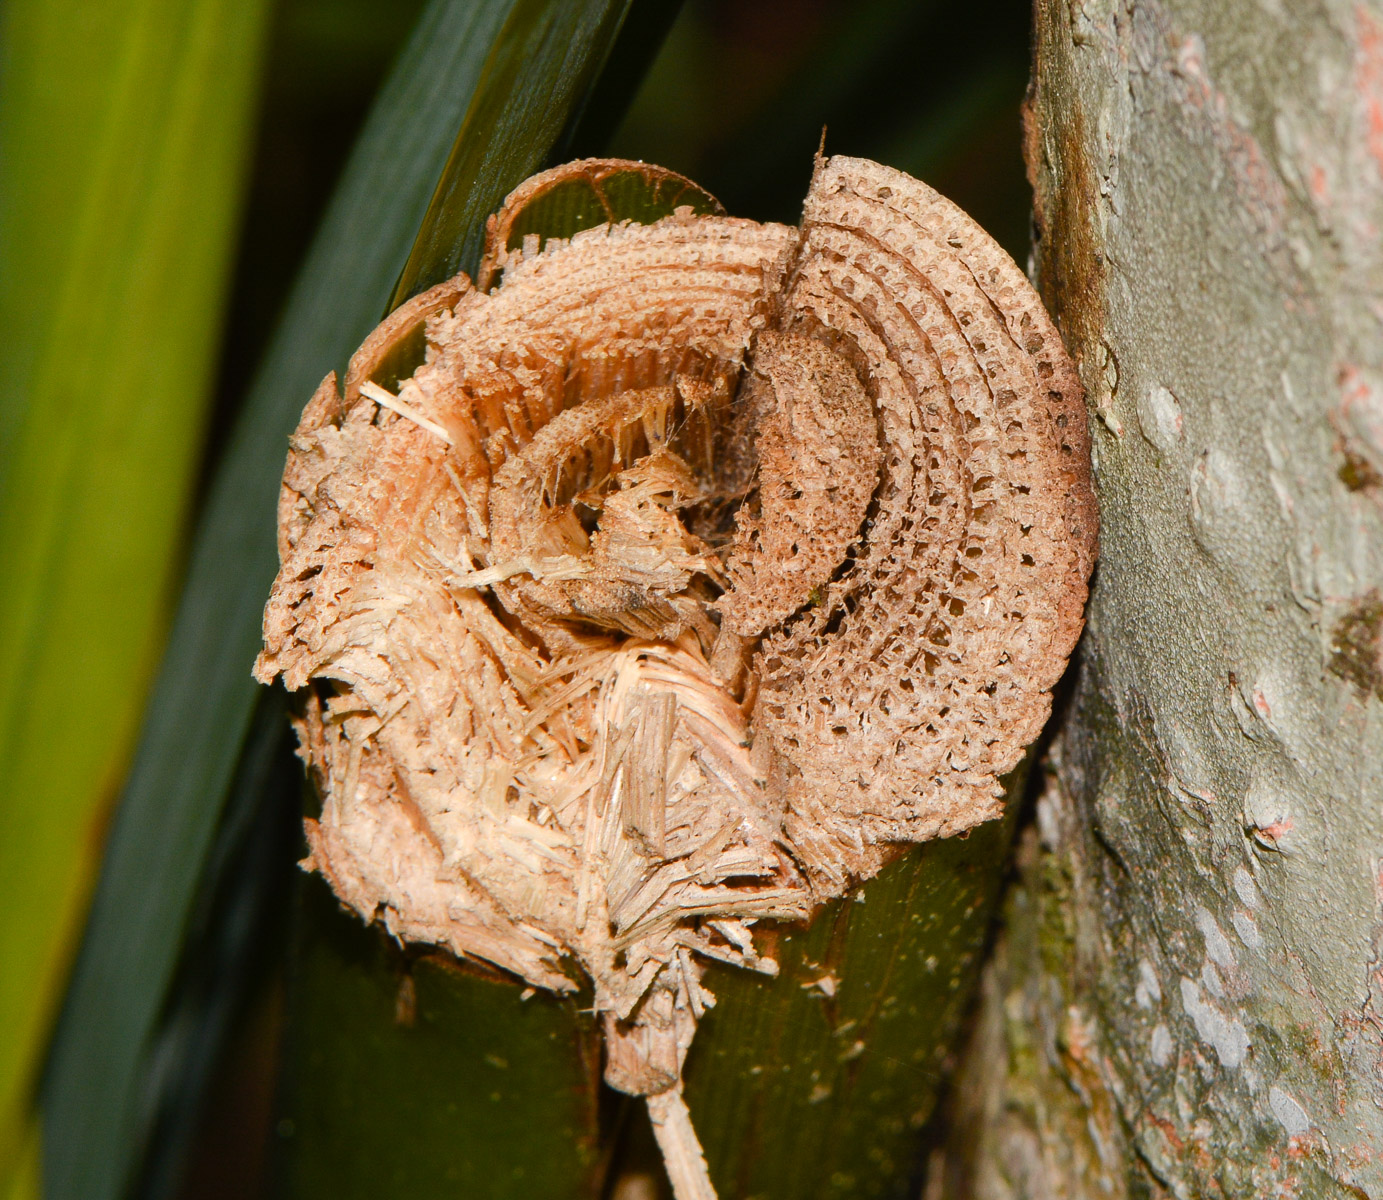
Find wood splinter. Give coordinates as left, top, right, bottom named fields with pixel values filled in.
left=255, top=154, right=1096, bottom=1198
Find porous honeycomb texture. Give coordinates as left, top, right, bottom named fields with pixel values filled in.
left=255, top=156, right=1095, bottom=1106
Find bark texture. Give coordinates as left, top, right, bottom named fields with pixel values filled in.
left=943, top=1, right=1383, bottom=1196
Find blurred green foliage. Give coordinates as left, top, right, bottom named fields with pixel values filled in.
left=0, top=2, right=270, bottom=1194
left=208, top=0, right=428, bottom=444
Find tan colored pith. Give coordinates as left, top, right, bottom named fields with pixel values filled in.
left=255, top=155, right=1096, bottom=1199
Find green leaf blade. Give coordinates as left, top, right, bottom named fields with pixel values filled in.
left=387, top=0, right=638, bottom=307
left=0, top=0, right=271, bottom=1190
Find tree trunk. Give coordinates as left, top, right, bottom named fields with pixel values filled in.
left=938, top=1, right=1383, bottom=1196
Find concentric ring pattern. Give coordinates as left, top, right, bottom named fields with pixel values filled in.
left=254, top=155, right=1095, bottom=1196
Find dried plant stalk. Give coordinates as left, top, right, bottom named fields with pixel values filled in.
left=255, top=155, right=1096, bottom=1198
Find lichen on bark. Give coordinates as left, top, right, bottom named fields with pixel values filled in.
left=941, top=1, right=1383, bottom=1196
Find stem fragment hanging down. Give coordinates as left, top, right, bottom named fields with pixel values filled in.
left=255, top=155, right=1096, bottom=1198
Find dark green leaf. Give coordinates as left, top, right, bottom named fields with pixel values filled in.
left=129, top=689, right=299, bottom=1200
left=387, top=0, right=639, bottom=308
left=554, top=0, right=687, bottom=163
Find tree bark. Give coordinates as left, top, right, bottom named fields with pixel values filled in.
left=939, top=1, right=1383, bottom=1196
